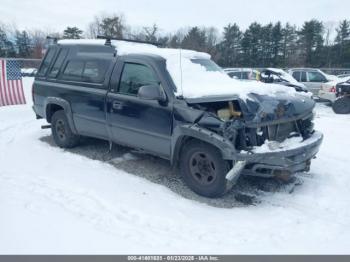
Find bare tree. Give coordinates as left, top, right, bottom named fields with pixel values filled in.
left=86, top=16, right=101, bottom=38
left=86, top=13, right=126, bottom=38
left=29, top=29, right=46, bottom=58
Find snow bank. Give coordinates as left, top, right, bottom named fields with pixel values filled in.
left=58, top=39, right=299, bottom=100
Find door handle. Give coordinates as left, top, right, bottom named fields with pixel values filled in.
left=112, top=101, right=123, bottom=110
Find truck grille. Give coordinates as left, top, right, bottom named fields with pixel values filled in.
left=267, top=121, right=296, bottom=142
left=231, top=116, right=314, bottom=150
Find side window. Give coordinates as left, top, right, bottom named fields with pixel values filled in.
left=292, top=71, right=301, bottom=81
left=301, top=72, right=307, bottom=82
left=61, top=60, right=110, bottom=83
left=37, top=48, right=56, bottom=76
left=308, top=72, right=327, bottom=82
left=228, top=72, right=241, bottom=79
left=118, top=63, right=159, bottom=96
left=62, top=61, right=84, bottom=81
left=82, top=61, right=109, bottom=83
left=241, top=72, right=249, bottom=80
left=48, top=49, right=69, bottom=78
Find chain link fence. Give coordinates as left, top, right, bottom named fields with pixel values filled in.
left=226, top=67, right=350, bottom=76
left=4, top=58, right=350, bottom=77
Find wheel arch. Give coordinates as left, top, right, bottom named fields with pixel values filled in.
left=170, top=125, right=236, bottom=166
left=44, top=97, right=78, bottom=134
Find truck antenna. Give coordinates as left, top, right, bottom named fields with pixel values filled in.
left=179, top=48, right=183, bottom=97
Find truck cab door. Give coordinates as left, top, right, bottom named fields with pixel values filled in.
left=106, top=59, right=172, bottom=158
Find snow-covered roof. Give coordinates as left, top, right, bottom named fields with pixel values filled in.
left=58, top=39, right=299, bottom=100
left=57, top=39, right=210, bottom=60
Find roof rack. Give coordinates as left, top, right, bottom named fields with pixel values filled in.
left=96, top=35, right=162, bottom=47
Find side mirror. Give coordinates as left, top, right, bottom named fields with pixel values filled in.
left=138, top=84, right=166, bottom=102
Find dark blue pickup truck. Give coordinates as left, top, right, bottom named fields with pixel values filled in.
left=32, top=38, right=323, bottom=197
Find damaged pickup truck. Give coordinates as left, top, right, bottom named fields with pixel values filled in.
left=32, top=38, right=323, bottom=197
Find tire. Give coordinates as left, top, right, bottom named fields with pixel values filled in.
left=332, top=96, right=350, bottom=114
left=51, top=110, right=80, bottom=148
left=179, top=140, right=230, bottom=198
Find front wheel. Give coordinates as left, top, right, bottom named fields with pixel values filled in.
left=179, top=141, right=230, bottom=198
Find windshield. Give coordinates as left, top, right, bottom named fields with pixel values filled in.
left=191, top=59, right=224, bottom=72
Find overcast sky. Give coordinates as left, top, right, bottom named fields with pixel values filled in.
left=0, top=0, right=348, bottom=34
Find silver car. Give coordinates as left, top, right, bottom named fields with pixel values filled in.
left=288, top=68, right=335, bottom=96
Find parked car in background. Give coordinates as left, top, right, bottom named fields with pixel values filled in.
left=318, top=76, right=350, bottom=103
left=333, top=79, right=350, bottom=114
left=259, top=68, right=308, bottom=92
left=224, top=68, right=259, bottom=81
left=337, top=73, right=350, bottom=78
left=288, top=68, right=338, bottom=96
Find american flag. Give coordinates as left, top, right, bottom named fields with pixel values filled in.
left=0, top=59, right=26, bottom=107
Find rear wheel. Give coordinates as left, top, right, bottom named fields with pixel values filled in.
left=332, top=96, right=350, bottom=114
left=51, top=110, right=80, bottom=148
left=179, top=141, right=230, bottom=198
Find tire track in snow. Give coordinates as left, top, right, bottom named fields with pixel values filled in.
left=257, top=186, right=350, bottom=227
left=0, top=173, right=229, bottom=247
left=0, top=120, right=36, bottom=145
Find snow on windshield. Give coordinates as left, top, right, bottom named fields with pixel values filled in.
left=59, top=39, right=299, bottom=100
left=166, top=56, right=297, bottom=99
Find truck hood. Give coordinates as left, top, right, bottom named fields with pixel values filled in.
left=185, top=92, right=315, bottom=126
left=239, top=93, right=315, bottom=125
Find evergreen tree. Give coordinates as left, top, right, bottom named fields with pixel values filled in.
left=218, top=23, right=242, bottom=67
left=0, top=27, right=7, bottom=57
left=335, top=20, right=350, bottom=65
left=281, top=23, right=298, bottom=66
left=271, top=22, right=283, bottom=66
left=16, top=30, right=32, bottom=58
left=298, top=20, right=324, bottom=66
left=0, top=26, right=16, bottom=57
left=260, top=23, right=273, bottom=66
left=241, top=22, right=262, bottom=66
left=63, top=26, right=83, bottom=39
left=181, top=27, right=207, bottom=52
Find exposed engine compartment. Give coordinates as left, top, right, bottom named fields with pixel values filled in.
left=188, top=98, right=315, bottom=152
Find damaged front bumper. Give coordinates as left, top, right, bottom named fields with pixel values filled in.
left=226, top=131, right=323, bottom=181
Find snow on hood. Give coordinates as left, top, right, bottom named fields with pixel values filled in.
left=265, top=68, right=304, bottom=87
left=58, top=39, right=300, bottom=100
left=166, top=59, right=298, bottom=100
left=324, top=73, right=339, bottom=81
left=327, top=75, right=350, bottom=86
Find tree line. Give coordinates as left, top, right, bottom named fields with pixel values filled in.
left=0, top=14, right=349, bottom=68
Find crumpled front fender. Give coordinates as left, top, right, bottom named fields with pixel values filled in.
left=170, top=124, right=237, bottom=165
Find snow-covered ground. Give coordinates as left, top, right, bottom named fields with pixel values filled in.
left=0, top=77, right=350, bottom=254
